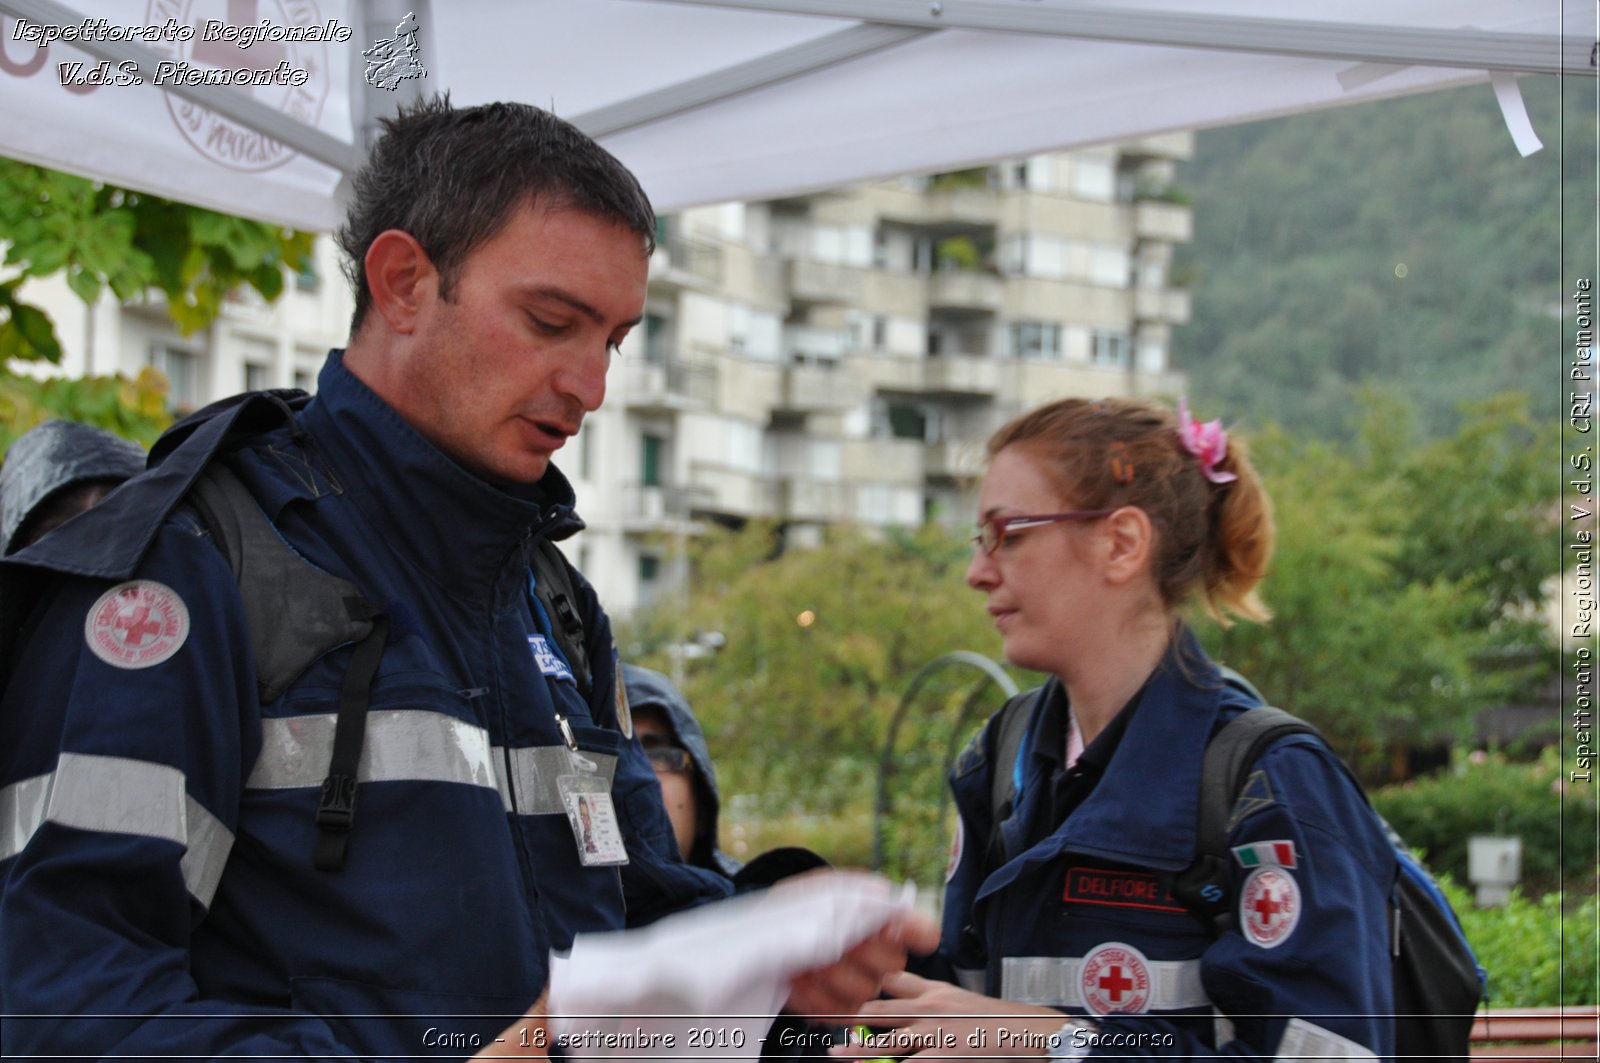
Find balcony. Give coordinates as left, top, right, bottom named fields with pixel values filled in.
left=1133, top=287, right=1193, bottom=325
left=925, top=439, right=986, bottom=481
left=780, top=476, right=854, bottom=524
left=621, top=359, right=717, bottom=413
left=687, top=464, right=779, bottom=519
left=619, top=482, right=717, bottom=532
left=782, top=363, right=869, bottom=412
left=1119, top=132, right=1194, bottom=162
left=1133, top=201, right=1193, bottom=244
left=841, top=439, right=922, bottom=484
left=927, top=270, right=1003, bottom=312
left=650, top=238, right=724, bottom=289
left=924, top=353, right=1000, bottom=397
left=844, top=351, right=924, bottom=393
left=788, top=258, right=866, bottom=304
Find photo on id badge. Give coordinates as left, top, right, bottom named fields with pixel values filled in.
left=561, top=776, right=627, bottom=866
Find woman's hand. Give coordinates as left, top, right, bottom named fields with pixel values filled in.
left=786, top=909, right=942, bottom=1018
left=830, top=972, right=1072, bottom=1060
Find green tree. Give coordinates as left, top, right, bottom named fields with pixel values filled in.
left=621, top=521, right=1022, bottom=882
left=0, top=157, right=314, bottom=440
left=1201, top=395, right=1558, bottom=779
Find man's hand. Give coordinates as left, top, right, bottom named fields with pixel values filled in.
left=785, top=910, right=941, bottom=1019
left=477, top=993, right=549, bottom=1060
left=828, top=971, right=1070, bottom=1060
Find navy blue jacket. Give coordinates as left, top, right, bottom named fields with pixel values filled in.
left=939, top=634, right=1397, bottom=1061
left=0, top=352, right=730, bottom=1058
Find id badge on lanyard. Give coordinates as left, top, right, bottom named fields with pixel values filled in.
left=554, top=714, right=628, bottom=867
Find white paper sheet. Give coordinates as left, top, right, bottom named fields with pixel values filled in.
left=549, top=872, right=916, bottom=1060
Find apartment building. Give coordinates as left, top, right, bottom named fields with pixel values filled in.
left=18, top=135, right=1192, bottom=617
left=574, top=135, right=1193, bottom=614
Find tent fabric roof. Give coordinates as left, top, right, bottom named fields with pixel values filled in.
left=0, top=0, right=1593, bottom=231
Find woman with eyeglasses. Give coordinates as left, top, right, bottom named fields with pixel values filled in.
left=835, top=397, right=1397, bottom=1061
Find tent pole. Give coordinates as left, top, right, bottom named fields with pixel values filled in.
left=656, top=0, right=1593, bottom=77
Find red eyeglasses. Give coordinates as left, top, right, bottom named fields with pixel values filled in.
left=971, top=510, right=1113, bottom=555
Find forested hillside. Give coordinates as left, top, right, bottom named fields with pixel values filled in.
left=1173, top=75, right=1594, bottom=439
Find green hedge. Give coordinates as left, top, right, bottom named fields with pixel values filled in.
left=1372, top=750, right=1596, bottom=898
left=1442, top=877, right=1597, bottom=1007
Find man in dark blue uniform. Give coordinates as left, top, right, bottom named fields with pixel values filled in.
left=0, top=98, right=928, bottom=1059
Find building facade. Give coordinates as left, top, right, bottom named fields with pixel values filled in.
left=19, top=135, right=1193, bottom=617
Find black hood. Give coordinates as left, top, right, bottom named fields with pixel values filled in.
left=1, top=421, right=146, bottom=554
left=622, top=664, right=742, bottom=878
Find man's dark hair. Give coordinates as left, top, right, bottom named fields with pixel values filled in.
left=336, top=95, right=656, bottom=331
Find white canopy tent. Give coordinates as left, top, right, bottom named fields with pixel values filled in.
left=0, top=0, right=1593, bottom=231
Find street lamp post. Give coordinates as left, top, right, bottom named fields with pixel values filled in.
left=872, top=651, right=1019, bottom=874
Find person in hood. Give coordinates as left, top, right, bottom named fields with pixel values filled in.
left=623, top=664, right=834, bottom=891
left=0, top=420, right=146, bottom=554
left=622, top=664, right=742, bottom=877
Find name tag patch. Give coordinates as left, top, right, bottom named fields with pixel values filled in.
left=1064, top=868, right=1185, bottom=913
left=528, top=635, right=574, bottom=682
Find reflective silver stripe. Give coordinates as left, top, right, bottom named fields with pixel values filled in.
left=0, top=773, right=52, bottom=862
left=1001, top=955, right=1211, bottom=1011
left=953, top=966, right=987, bottom=993
left=0, top=754, right=234, bottom=908
left=493, top=745, right=618, bottom=815
left=247, top=710, right=498, bottom=791
left=248, top=708, right=613, bottom=817
left=51, top=752, right=185, bottom=843
left=179, top=795, right=232, bottom=908
left=1274, top=1017, right=1377, bottom=1062
left=1214, top=1011, right=1236, bottom=1048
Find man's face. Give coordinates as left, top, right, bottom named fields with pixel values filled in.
left=393, top=201, right=648, bottom=484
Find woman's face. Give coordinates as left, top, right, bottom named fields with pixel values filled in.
left=965, top=447, right=1108, bottom=676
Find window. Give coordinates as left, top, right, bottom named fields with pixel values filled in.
left=641, top=433, right=665, bottom=488
left=870, top=399, right=929, bottom=442
left=1138, top=340, right=1166, bottom=373
left=638, top=554, right=661, bottom=584
left=578, top=428, right=594, bottom=480
left=243, top=362, right=270, bottom=392
left=1009, top=321, right=1062, bottom=360
left=871, top=315, right=887, bottom=353
left=1092, top=330, right=1130, bottom=368
left=644, top=313, right=668, bottom=365
left=1088, top=246, right=1131, bottom=288
left=149, top=346, right=200, bottom=410
left=727, top=304, right=749, bottom=355
left=294, top=266, right=320, bottom=293
left=1070, top=157, right=1114, bottom=202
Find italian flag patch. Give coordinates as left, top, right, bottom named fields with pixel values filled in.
left=1232, top=840, right=1297, bottom=869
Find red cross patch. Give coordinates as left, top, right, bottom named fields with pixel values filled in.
left=84, top=580, right=190, bottom=670
left=1079, top=941, right=1153, bottom=1015
left=1240, top=866, right=1302, bottom=948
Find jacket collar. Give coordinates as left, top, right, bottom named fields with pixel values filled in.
left=296, top=351, right=584, bottom=599
left=983, top=629, right=1240, bottom=899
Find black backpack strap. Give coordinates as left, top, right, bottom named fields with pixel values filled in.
left=183, top=458, right=385, bottom=872
left=1169, top=705, right=1320, bottom=934
left=313, top=602, right=388, bottom=871
left=530, top=539, right=592, bottom=701
left=985, top=683, right=1044, bottom=870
